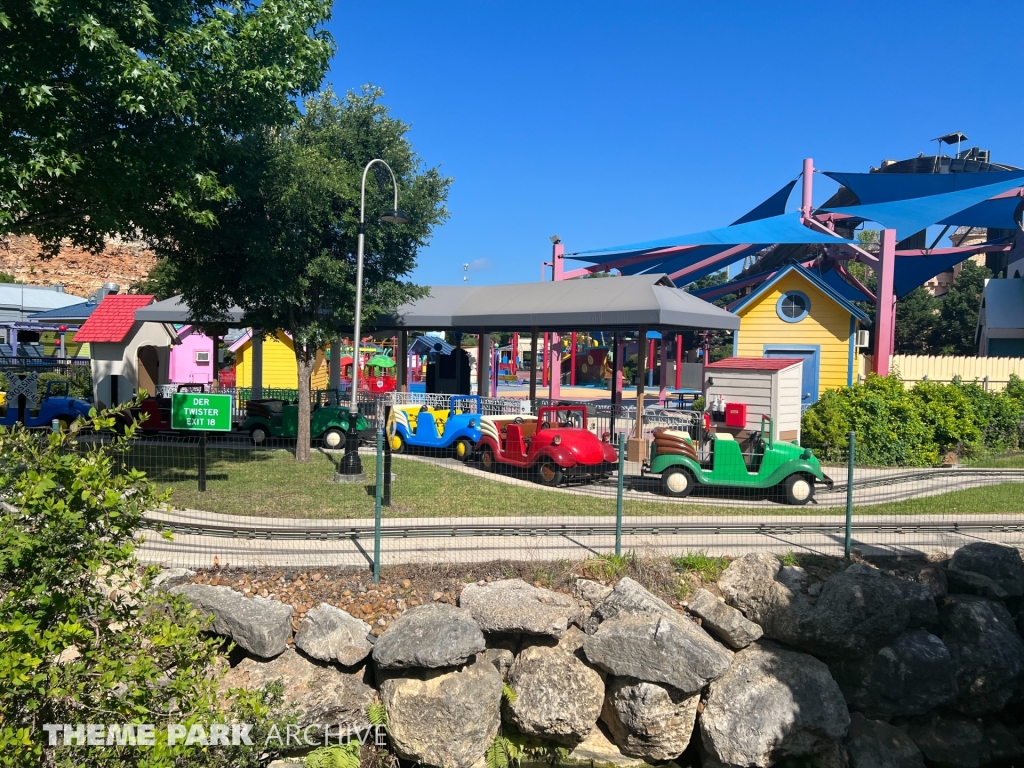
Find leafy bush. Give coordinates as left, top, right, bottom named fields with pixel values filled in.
left=0, top=409, right=271, bottom=767
left=802, top=374, right=1024, bottom=467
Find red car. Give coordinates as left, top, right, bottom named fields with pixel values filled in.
left=477, top=405, right=618, bottom=486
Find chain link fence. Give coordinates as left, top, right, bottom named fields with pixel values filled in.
left=79, top=391, right=1023, bottom=573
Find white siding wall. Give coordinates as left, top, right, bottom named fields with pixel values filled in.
left=704, top=370, right=773, bottom=432
left=777, top=364, right=803, bottom=442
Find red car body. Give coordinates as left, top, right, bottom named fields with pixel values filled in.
left=477, top=405, right=618, bottom=485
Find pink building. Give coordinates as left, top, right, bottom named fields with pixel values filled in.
left=168, top=325, right=215, bottom=385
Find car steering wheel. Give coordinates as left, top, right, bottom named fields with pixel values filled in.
left=539, top=422, right=550, bottom=430
left=513, top=417, right=524, bottom=425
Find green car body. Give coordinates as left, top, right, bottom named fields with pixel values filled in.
left=242, top=399, right=370, bottom=448
left=648, top=420, right=832, bottom=505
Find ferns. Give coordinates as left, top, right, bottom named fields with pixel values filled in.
left=304, top=741, right=362, bottom=768
left=486, top=734, right=521, bottom=768
left=502, top=682, right=518, bottom=703
left=368, top=700, right=388, bottom=726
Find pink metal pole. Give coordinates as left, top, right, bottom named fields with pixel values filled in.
left=549, top=332, right=561, bottom=400
left=874, top=229, right=897, bottom=376
left=801, top=158, right=814, bottom=221
left=659, top=336, right=669, bottom=404
left=570, top=331, right=577, bottom=386
left=552, top=242, right=565, bottom=281
left=675, top=333, right=682, bottom=390
left=542, top=332, right=549, bottom=387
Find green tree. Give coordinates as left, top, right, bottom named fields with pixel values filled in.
left=893, top=286, right=937, bottom=354
left=930, top=259, right=991, bottom=355
left=164, top=87, right=451, bottom=460
left=0, top=272, right=13, bottom=283
left=129, top=258, right=181, bottom=300
left=1, top=0, right=334, bottom=253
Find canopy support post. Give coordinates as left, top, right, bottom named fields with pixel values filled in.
left=477, top=330, right=490, bottom=397
left=801, top=158, right=814, bottom=221
left=549, top=332, right=561, bottom=401
left=659, top=334, right=669, bottom=404
left=675, top=333, right=683, bottom=390
left=636, top=325, right=647, bottom=439
left=397, top=330, right=408, bottom=393
left=251, top=330, right=263, bottom=400
left=874, top=229, right=897, bottom=376
left=570, top=331, right=577, bottom=386
left=329, top=339, right=341, bottom=399
left=529, top=328, right=539, bottom=411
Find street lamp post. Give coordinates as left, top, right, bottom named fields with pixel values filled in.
left=341, top=159, right=408, bottom=476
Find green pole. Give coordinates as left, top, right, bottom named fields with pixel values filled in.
left=845, top=430, right=855, bottom=560
left=615, top=431, right=626, bottom=556
left=374, top=428, right=383, bottom=583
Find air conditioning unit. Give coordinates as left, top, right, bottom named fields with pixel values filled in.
left=195, top=350, right=211, bottom=363
left=854, top=330, right=870, bottom=349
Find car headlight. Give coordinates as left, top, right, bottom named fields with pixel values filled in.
left=468, top=419, right=476, bottom=428
left=552, top=435, right=562, bottom=446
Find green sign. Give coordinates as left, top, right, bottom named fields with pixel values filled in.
left=171, top=393, right=233, bottom=432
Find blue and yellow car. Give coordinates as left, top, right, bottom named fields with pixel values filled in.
left=387, top=395, right=482, bottom=460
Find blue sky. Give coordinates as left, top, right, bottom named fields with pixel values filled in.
left=326, top=0, right=1024, bottom=287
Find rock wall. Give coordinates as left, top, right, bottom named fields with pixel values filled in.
left=0, top=234, right=156, bottom=297
left=170, top=542, right=1024, bottom=768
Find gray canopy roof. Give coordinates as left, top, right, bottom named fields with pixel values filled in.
left=133, top=295, right=246, bottom=325
left=373, top=274, right=739, bottom=332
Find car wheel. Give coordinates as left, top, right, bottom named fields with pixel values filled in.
left=479, top=445, right=496, bottom=471
left=453, top=438, right=473, bottom=461
left=250, top=425, right=268, bottom=445
left=661, top=466, right=695, bottom=498
left=390, top=433, right=406, bottom=454
left=535, top=460, right=563, bottom=487
left=322, top=427, right=344, bottom=449
left=784, top=473, right=815, bottom=505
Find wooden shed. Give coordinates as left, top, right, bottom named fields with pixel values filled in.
left=703, top=357, right=804, bottom=446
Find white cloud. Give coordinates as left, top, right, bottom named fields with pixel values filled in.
left=468, top=257, right=494, bottom=271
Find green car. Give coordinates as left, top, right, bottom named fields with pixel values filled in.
left=645, top=417, right=832, bottom=505
left=242, top=399, right=370, bottom=448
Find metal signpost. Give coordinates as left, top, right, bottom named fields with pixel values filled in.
left=171, top=393, right=233, bottom=492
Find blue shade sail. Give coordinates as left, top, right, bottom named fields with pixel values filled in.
left=731, top=180, right=797, bottom=225
left=824, top=170, right=1024, bottom=205
left=573, top=212, right=853, bottom=262
left=823, top=177, right=1024, bottom=236
left=937, top=195, right=1023, bottom=229
left=893, top=253, right=974, bottom=299
left=814, top=266, right=872, bottom=302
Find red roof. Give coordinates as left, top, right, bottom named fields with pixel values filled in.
left=74, top=295, right=155, bottom=343
left=704, top=357, right=804, bottom=371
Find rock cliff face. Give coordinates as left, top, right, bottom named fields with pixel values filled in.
left=165, top=541, right=1024, bottom=768
left=0, top=234, right=156, bottom=297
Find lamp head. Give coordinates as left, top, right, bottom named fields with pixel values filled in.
left=381, top=209, right=409, bottom=225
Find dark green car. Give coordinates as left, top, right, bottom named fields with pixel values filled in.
left=241, top=399, right=370, bottom=447
left=645, top=417, right=832, bottom=505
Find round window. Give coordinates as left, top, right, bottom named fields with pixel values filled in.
left=777, top=291, right=810, bottom=323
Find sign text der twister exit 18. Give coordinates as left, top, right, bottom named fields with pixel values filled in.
left=170, top=393, right=233, bottom=431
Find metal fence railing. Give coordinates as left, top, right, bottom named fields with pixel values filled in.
left=70, top=393, right=1021, bottom=575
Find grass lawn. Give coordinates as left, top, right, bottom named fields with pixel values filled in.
left=126, top=445, right=1024, bottom=520
left=962, top=452, right=1024, bottom=469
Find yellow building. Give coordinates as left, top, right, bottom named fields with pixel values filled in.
left=230, top=330, right=328, bottom=390
left=730, top=264, right=870, bottom=404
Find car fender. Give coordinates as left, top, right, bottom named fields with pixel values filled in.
left=241, top=416, right=272, bottom=432
left=762, top=461, right=825, bottom=487
left=535, top=447, right=576, bottom=468
left=651, top=453, right=704, bottom=479
left=446, top=427, right=482, bottom=447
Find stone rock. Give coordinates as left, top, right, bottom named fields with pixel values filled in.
left=294, top=603, right=373, bottom=666
left=171, top=584, right=293, bottom=658
left=479, top=647, right=514, bottom=678
left=591, top=576, right=681, bottom=624
left=940, top=595, right=1024, bottom=715
left=895, top=579, right=939, bottom=628
left=506, top=642, right=605, bottom=745
left=719, top=557, right=912, bottom=659
left=985, top=722, right=1024, bottom=762
left=845, top=713, right=924, bottom=768
left=381, top=659, right=502, bottom=768
left=574, top=579, right=613, bottom=609
left=600, top=677, right=699, bottom=760
left=917, top=565, right=948, bottom=599
left=829, top=629, right=958, bottom=718
left=948, top=541, right=1024, bottom=597
left=699, top=641, right=851, bottom=768
left=151, top=568, right=195, bottom=589
left=943, top=568, right=1009, bottom=599
left=905, top=712, right=987, bottom=768
left=583, top=613, right=731, bottom=694
left=459, top=579, right=581, bottom=639
left=566, top=724, right=649, bottom=768
left=222, top=648, right=374, bottom=733
left=687, top=588, right=763, bottom=649
left=372, top=603, right=485, bottom=669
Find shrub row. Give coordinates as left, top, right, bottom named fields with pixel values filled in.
left=801, top=374, right=1024, bottom=466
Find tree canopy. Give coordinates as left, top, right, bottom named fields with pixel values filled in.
left=164, top=86, right=452, bottom=459
left=930, top=259, right=990, bottom=356
left=0, top=0, right=334, bottom=253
